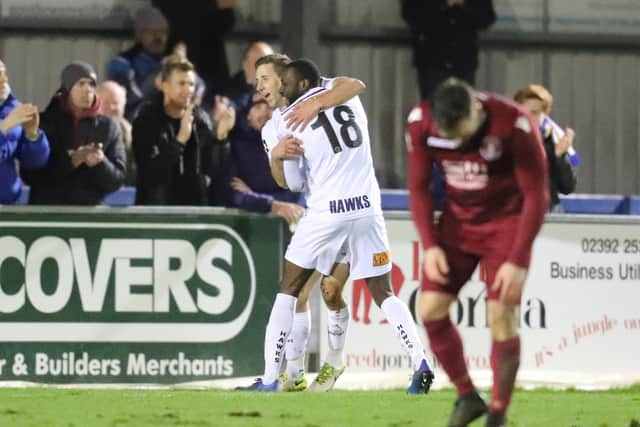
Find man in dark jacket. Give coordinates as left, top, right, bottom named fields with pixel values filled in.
left=133, top=55, right=233, bottom=206
left=0, top=59, right=49, bottom=204
left=401, top=0, right=496, bottom=100
left=219, top=41, right=273, bottom=113
left=153, top=0, right=235, bottom=96
left=22, top=61, right=126, bottom=205
left=107, top=6, right=169, bottom=120
left=515, top=84, right=577, bottom=212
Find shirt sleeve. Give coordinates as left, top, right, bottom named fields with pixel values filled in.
left=282, top=158, right=307, bottom=192
left=554, top=153, right=577, bottom=195
left=406, top=104, right=437, bottom=250
left=17, top=128, right=50, bottom=169
left=261, top=120, right=279, bottom=162
left=508, top=114, right=550, bottom=267
left=232, top=190, right=273, bottom=213
left=319, top=76, right=335, bottom=90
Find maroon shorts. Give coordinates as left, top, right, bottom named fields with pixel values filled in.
left=420, top=245, right=521, bottom=301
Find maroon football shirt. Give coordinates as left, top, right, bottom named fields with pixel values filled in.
left=406, top=93, right=549, bottom=268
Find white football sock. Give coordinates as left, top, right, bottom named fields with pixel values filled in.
left=263, top=293, right=296, bottom=384
left=380, top=296, right=430, bottom=371
left=325, top=306, right=349, bottom=368
left=285, top=310, right=310, bottom=379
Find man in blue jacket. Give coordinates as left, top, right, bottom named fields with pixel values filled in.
left=0, top=59, right=49, bottom=204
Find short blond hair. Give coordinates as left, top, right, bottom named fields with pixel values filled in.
left=514, top=84, right=553, bottom=115
left=160, top=54, right=195, bottom=82
left=254, top=53, right=291, bottom=76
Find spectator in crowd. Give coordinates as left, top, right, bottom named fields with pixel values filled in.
left=107, top=6, right=169, bottom=120
left=515, top=84, right=577, bottom=212
left=207, top=41, right=273, bottom=134
left=221, top=41, right=274, bottom=111
left=153, top=0, right=236, bottom=96
left=97, top=80, right=135, bottom=185
left=401, top=0, right=496, bottom=100
left=133, top=55, right=234, bottom=206
left=22, top=61, right=126, bottom=205
left=172, top=42, right=207, bottom=106
left=0, top=59, right=49, bottom=204
left=228, top=92, right=305, bottom=223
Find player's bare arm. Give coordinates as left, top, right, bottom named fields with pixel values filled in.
left=284, top=76, right=366, bottom=132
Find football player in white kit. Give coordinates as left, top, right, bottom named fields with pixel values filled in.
left=239, top=54, right=363, bottom=392
left=251, top=58, right=435, bottom=393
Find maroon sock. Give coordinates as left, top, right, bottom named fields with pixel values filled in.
left=424, top=317, right=474, bottom=397
left=490, top=336, right=521, bottom=415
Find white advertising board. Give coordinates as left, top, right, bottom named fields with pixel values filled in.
left=325, top=216, right=640, bottom=388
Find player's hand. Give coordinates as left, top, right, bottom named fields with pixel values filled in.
left=423, top=246, right=449, bottom=285
left=491, top=262, right=528, bottom=304
left=447, top=0, right=465, bottom=6
left=284, top=96, right=322, bottom=132
left=272, top=135, right=304, bottom=160
left=271, top=200, right=304, bottom=225
left=555, top=127, right=575, bottom=158
left=177, top=104, right=194, bottom=144
left=0, top=103, right=36, bottom=134
left=230, top=177, right=252, bottom=193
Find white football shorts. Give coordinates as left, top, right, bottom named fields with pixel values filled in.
left=285, top=214, right=392, bottom=280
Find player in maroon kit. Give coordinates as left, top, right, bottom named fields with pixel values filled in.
left=406, top=78, right=549, bottom=427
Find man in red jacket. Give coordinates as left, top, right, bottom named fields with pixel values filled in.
left=406, top=78, right=549, bottom=427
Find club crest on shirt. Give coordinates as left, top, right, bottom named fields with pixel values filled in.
left=479, top=136, right=502, bottom=161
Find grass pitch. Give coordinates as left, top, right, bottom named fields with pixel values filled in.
left=0, top=386, right=638, bottom=427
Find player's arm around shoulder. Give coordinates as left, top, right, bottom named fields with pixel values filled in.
left=325, top=76, right=366, bottom=105
left=284, top=76, right=366, bottom=132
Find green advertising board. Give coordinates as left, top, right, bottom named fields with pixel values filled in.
left=0, top=206, right=285, bottom=383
